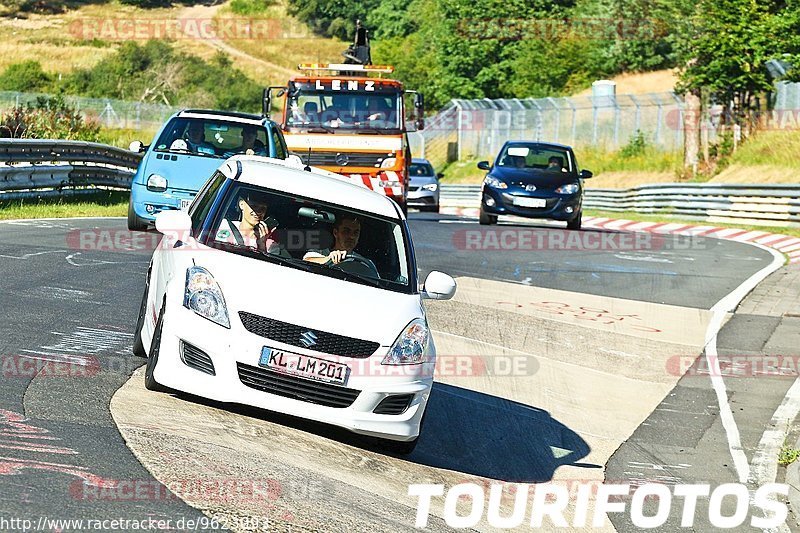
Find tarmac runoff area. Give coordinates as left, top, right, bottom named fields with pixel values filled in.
left=111, top=276, right=715, bottom=532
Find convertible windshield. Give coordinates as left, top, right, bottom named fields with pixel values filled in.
left=205, top=183, right=411, bottom=292
left=285, top=91, right=402, bottom=131
left=496, top=143, right=574, bottom=173
left=154, top=117, right=270, bottom=158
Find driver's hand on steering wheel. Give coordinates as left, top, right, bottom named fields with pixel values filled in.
left=327, top=250, right=347, bottom=264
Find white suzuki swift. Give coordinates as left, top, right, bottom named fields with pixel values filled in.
left=132, top=155, right=456, bottom=454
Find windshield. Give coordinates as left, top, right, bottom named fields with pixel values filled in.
left=285, top=91, right=402, bottom=131
left=205, top=182, right=412, bottom=293
left=409, top=162, right=435, bottom=177
left=496, top=143, right=574, bottom=173
left=154, top=117, right=270, bottom=159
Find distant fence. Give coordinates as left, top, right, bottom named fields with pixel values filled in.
left=0, top=91, right=180, bottom=131
left=440, top=183, right=800, bottom=226
left=0, top=139, right=141, bottom=200
left=409, top=92, right=685, bottom=168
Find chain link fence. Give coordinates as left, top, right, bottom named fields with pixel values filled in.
left=0, top=91, right=180, bottom=130
left=409, top=92, right=685, bottom=168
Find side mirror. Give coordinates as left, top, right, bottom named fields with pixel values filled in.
left=579, top=169, right=593, bottom=179
left=286, top=154, right=305, bottom=167
left=129, top=140, right=144, bottom=153
left=436, top=172, right=444, bottom=179
left=477, top=161, right=491, bottom=171
left=421, top=271, right=457, bottom=300
left=155, top=210, right=192, bottom=245
left=415, top=118, right=425, bottom=131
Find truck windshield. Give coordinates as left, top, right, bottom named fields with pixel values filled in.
left=285, top=91, right=402, bottom=132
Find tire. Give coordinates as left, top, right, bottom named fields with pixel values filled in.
left=132, top=266, right=151, bottom=358
left=479, top=206, right=497, bottom=225
left=431, top=204, right=440, bottom=214
left=127, top=200, right=149, bottom=232
left=566, top=210, right=582, bottom=231
left=144, top=302, right=169, bottom=393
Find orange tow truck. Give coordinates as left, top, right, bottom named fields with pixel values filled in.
left=262, top=22, right=424, bottom=214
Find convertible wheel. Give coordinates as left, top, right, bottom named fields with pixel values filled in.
left=479, top=207, right=497, bottom=225
left=127, top=201, right=149, bottom=232
left=145, top=303, right=169, bottom=393
left=132, top=266, right=151, bottom=358
left=566, top=210, right=582, bottom=231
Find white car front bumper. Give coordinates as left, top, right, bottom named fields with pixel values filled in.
left=152, top=305, right=433, bottom=441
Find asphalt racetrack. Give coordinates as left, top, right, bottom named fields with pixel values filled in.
left=0, top=213, right=791, bottom=532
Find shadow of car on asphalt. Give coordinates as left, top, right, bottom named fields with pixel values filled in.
left=174, top=380, right=594, bottom=483
left=408, top=382, right=594, bottom=482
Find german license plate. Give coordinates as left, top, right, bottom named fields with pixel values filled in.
left=514, top=197, right=546, bottom=208
left=259, top=347, right=349, bottom=386
left=180, top=198, right=192, bottom=211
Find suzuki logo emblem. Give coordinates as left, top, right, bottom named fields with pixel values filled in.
left=335, top=153, right=350, bottom=166
left=525, top=184, right=537, bottom=192
left=299, top=331, right=318, bottom=348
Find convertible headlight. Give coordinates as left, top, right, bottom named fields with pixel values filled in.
left=484, top=175, right=508, bottom=189
left=555, top=182, right=580, bottom=195
left=380, top=157, right=397, bottom=169
left=146, top=173, right=167, bottom=192
left=183, top=266, right=230, bottom=328
left=382, top=318, right=429, bottom=365
left=422, top=183, right=438, bottom=192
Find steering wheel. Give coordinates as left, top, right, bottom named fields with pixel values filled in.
left=333, top=253, right=380, bottom=278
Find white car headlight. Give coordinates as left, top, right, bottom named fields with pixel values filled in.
left=147, top=173, right=167, bottom=192
left=555, top=182, right=580, bottom=195
left=484, top=175, right=508, bottom=189
left=380, top=157, right=397, bottom=169
left=382, top=318, right=429, bottom=365
left=183, top=266, right=230, bottom=328
left=422, top=183, right=438, bottom=192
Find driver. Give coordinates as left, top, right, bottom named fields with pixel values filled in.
left=303, top=215, right=369, bottom=266
left=185, top=121, right=215, bottom=155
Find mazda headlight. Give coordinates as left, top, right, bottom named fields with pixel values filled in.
left=555, top=182, right=580, bottom=195
left=484, top=175, right=507, bottom=189
left=422, top=183, right=438, bottom=192
left=183, top=266, right=230, bottom=328
left=380, top=157, right=397, bottom=169
left=146, top=173, right=167, bottom=192
left=382, top=319, right=429, bottom=365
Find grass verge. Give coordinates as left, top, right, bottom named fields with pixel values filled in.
left=0, top=190, right=128, bottom=220
left=585, top=209, right=800, bottom=239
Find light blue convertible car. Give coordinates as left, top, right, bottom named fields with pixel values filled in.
left=127, top=109, right=289, bottom=231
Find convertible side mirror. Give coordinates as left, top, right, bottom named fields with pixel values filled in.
left=580, top=169, right=593, bottom=179
left=421, top=271, right=457, bottom=300
left=477, top=161, right=491, bottom=171
left=129, top=140, right=145, bottom=153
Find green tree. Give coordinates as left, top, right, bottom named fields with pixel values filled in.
left=0, top=61, right=53, bottom=92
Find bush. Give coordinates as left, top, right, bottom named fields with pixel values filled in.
left=0, top=95, right=101, bottom=141
left=0, top=61, right=53, bottom=92
left=229, top=0, right=274, bottom=15
left=619, top=130, right=648, bottom=158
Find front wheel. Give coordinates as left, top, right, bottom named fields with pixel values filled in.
left=479, top=206, right=497, bottom=225
left=127, top=200, right=149, bottom=232
left=145, top=303, right=169, bottom=393
left=566, top=211, right=582, bottom=231
left=132, top=266, right=151, bottom=358
left=379, top=436, right=419, bottom=455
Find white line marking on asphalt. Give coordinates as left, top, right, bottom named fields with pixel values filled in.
left=0, top=250, right=68, bottom=260
left=750, top=377, right=800, bottom=488
left=704, top=241, right=785, bottom=484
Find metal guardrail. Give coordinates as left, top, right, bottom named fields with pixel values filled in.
left=0, top=140, right=141, bottom=198
left=440, top=182, right=800, bottom=225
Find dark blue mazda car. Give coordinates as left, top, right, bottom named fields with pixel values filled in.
left=477, top=141, right=592, bottom=230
